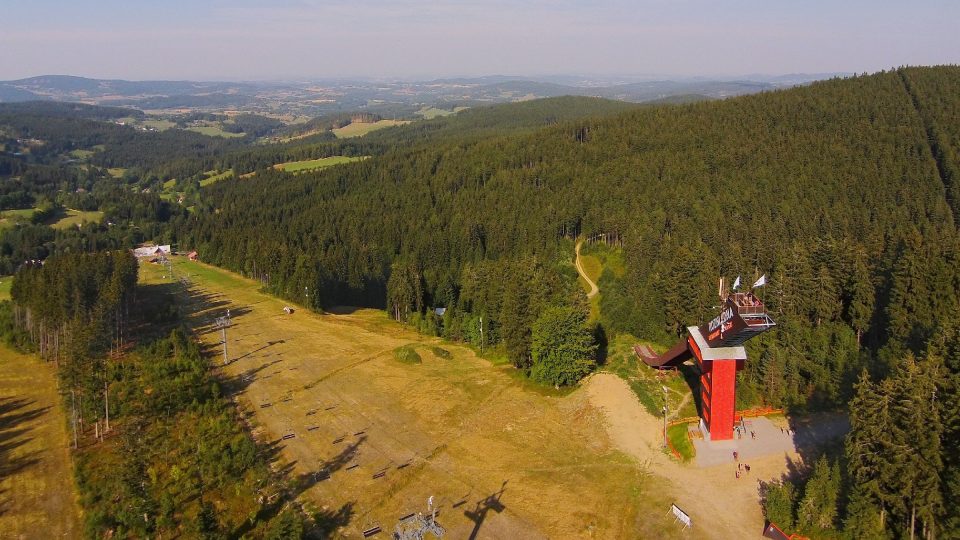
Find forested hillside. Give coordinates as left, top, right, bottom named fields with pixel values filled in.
left=173, top=67, right=960, bottom=537
left=180, top=96, right=639, bottom=177
left=0, top=102, right=217, bottom=273
left=178, top=67, right=957, bottom=376
left=3, top=66, right=959, bottom=538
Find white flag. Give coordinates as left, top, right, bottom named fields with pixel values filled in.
left=732, top=276, right=741, bottom=290
left=752, top=274, right=767, bottom=289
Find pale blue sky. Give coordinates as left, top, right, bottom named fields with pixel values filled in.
left=2, top=0, right=957, bottom=80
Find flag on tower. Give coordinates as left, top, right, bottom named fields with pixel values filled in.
left=752, top=274, right=767, bottom=289
left=732, top=276, right=741, bottom=290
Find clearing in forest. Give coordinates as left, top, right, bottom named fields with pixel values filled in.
left=0, top=346, right=81, bottom=538
left=332, top=120, right=409, bottom=138
left=0, top=208, right=38, bottom=230
left=50, top=209, right=104, bottom=229
left=415, top=106, right=469, bottom=119
left=200, top=169, right=235, bottom=187
left=273, top=155, right=368, bottom=173
left=585, top=372, right=848, bottom=540
left=185, top=125, right=245, bottom=138
left=141, top=258, right=681, bottom=539
left=141, top=118, right=176, bottom=131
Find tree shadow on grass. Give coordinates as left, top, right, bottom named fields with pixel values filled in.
left=593, top=323, right=609, bottom=366
left=289, top=435, right=366, bottom=499
left=0, top=397, right=48, bottom=491
left=310, top=502, right=354, bottom=538
left=0, top=486, right=8, bottom=518
left=784, top=414, right=849, bottom=467
left=229, top=437, right=364, bottom=538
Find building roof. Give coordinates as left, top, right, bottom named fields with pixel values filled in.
left=133, top=245, right=172, bottom=257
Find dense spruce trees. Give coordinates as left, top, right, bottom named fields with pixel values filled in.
left=837, top=352, right=949, bottom=538
left=10, top=250, right=137, bottom=364
left=8, top=251, right=138, bottom=442
left=529, top=305, right=597, bottom=386
left=796, top=456, right=841, bottom=531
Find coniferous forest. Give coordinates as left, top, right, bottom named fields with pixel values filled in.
left=2, top=65, right=959, bottom=538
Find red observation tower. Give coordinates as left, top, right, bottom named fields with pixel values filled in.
left=636, top=290, right=776, bottom=441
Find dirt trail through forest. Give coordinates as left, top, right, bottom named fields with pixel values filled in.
left=575, top=240, right=599, bottom=298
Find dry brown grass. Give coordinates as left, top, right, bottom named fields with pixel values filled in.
left=0, top=347, right=81, bottom=539
left=143, top=259, right=681, bottom=539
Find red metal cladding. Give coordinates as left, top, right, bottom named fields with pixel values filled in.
left=690, top=336, right=741, bottom=441
left=706, top=360, right=738, bottom=440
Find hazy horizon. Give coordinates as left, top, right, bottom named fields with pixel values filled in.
left=1, top=71, right=857, bottom=85
left=2, top=1, right=958, bottom=81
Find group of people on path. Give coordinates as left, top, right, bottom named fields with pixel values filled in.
left=733, top=451, right=752, bottom=479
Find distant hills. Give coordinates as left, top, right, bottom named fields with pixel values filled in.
left=5, top=75, right=263, bottom=98
left=0, top=83, right=50, bottom=102
left=0, top=73, right=848, bottom=115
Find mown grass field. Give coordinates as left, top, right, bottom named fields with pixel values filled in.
left=577, top=253, right=602, bottom=289
left=0, top=276, right=11, bottom=301
left=141, top=118, right=176, bottom=131
left=0, top=208, right=37, bottom=219
left=415, top=106, right=469, bottom=119
left=332, top=119, right=409, bottom=138
left=200, top=169, right=234, bottom=187
left=185, top=125, right=245, bottom=138
left=140, top=258, right=680, bottom=539
left=0, top=346, right=81, bottom=538
left=581, top=242, right=626, bottom=278
left=67, top=148, right=95, bottom=160
left=273, top=155, right=367, bottom=173
left=0, top=208, right=37, bottom=230
left=51, top=209, right=104, bottom=229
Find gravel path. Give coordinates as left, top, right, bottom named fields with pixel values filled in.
left=575, top=240, right=599, bottom=298
left=584, top=372, right=845, bottom=539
